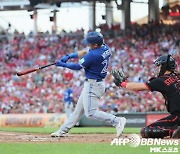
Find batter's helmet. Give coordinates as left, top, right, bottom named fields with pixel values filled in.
left=154, top=54, right=176, bottom=76
left=83, top=31, right=104, bottom=45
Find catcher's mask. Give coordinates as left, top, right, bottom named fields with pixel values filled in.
left=154, top=54, right=176, bottom=77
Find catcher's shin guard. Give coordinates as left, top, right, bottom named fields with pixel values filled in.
left=140, top=126, right=170, bottom=138
left=172, top=126, right=180, bottom=138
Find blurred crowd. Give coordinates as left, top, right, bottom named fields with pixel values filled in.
left=0, top=23, right=179, bottom=114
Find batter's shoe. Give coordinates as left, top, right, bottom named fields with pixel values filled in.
left=51, top=130, right=68, bottom=137
left=172, top=126, right=180, bottom=139
left=116, top=117, right=126, bottom=137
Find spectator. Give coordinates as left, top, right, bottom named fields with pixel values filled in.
left=0, top=23, right=179, bottom=114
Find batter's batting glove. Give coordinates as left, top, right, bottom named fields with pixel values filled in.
left=55, top=60, right=67, bottom=67
left=61, top=52, right=78, bottom=62
left=111, top=69, right=127, bottom=86
left=61, top=55, right=70, bottom=63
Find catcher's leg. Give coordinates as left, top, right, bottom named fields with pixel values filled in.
left=141, top=114, right=179, bottom=138
left=172, top=126, right=180, bottom=138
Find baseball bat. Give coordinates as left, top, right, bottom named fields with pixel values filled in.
left=16, top=62, right=57, bottom=76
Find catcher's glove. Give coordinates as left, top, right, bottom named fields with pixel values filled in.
left=111, top=69, right=127, bottom=86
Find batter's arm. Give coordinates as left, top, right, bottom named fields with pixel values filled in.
left=60, top=50, right=88, bottom=63
left=77, top=50, right=88, bottom=58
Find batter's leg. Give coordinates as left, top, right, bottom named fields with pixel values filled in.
left=83, top=81, right=126, bottom=137
left=51, top=90, right=84, bottom=137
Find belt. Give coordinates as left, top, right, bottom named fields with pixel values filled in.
left=85, top=78, right=103, bottom=82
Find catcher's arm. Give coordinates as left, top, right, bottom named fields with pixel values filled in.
left=125, top=82, right=148, bottom=91
left=111, top=69, right=148, bottom=91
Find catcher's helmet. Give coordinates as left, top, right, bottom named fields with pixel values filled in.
left=154, top=54, right=176, bottom=76
left=83, top=31, right=104, bottom=45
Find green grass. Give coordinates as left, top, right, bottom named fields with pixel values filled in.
left=0, top=143, right=174, bottom=154
left=0, top=127, right=141, bottom=134
left=0, top=127, right=178, bottom=154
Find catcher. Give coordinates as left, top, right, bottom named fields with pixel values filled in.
left=112, top=54, right=180, bottom=138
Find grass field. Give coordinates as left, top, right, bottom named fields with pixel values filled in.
left=0, top=127, right=140, bottom=134
left=0, top=127, right=179, bottom=154
left=0, top=142, right=161, bottom=154
left=0, top=143, right=159, bottom=154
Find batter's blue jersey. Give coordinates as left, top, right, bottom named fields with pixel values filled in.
left=64, top=88, right=73, bottom=104
left=79, top=44, right=111, bottom=80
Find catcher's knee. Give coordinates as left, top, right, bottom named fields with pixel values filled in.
left=140, top=127, right=146, bottom=138
left=140, top=126, right=169, bottom=138
left=140, top=127, right=153, bottom=138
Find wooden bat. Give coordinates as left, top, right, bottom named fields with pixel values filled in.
left=16, top=62, right=57, bottom=76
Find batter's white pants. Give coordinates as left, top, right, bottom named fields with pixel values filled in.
left=60, top=79, right=119, bottom=133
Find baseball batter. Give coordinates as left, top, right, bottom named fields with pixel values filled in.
left=51, top=31, right=126, bottom=137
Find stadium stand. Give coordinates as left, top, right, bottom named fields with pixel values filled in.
left=0, top=23, right=179, bottom=114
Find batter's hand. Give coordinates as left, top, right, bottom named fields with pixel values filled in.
left=61, top=55, right=70, bottom=63
left=55, top=60, right=66, bottom=67
left=111, top=69, right=127, bottom=86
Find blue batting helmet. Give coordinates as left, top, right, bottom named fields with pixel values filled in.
left=83, top=31, right=104, bottom=45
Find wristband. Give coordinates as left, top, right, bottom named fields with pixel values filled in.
left=120, top=82, right=128, bottom=88
left=69, top=51, right=78, bottom=58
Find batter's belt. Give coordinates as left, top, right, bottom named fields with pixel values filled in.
left=85, top=78, right=103, bottom=82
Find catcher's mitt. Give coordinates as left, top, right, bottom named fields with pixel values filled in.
left=111, top=69, right=127, bottom=86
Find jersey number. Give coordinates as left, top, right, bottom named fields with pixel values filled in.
left=101, top=60, right=108, bottom=74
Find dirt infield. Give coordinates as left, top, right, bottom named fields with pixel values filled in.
left=0, top=131, right=118, bottom=143
left=1, top=131, right=179, bottom=144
